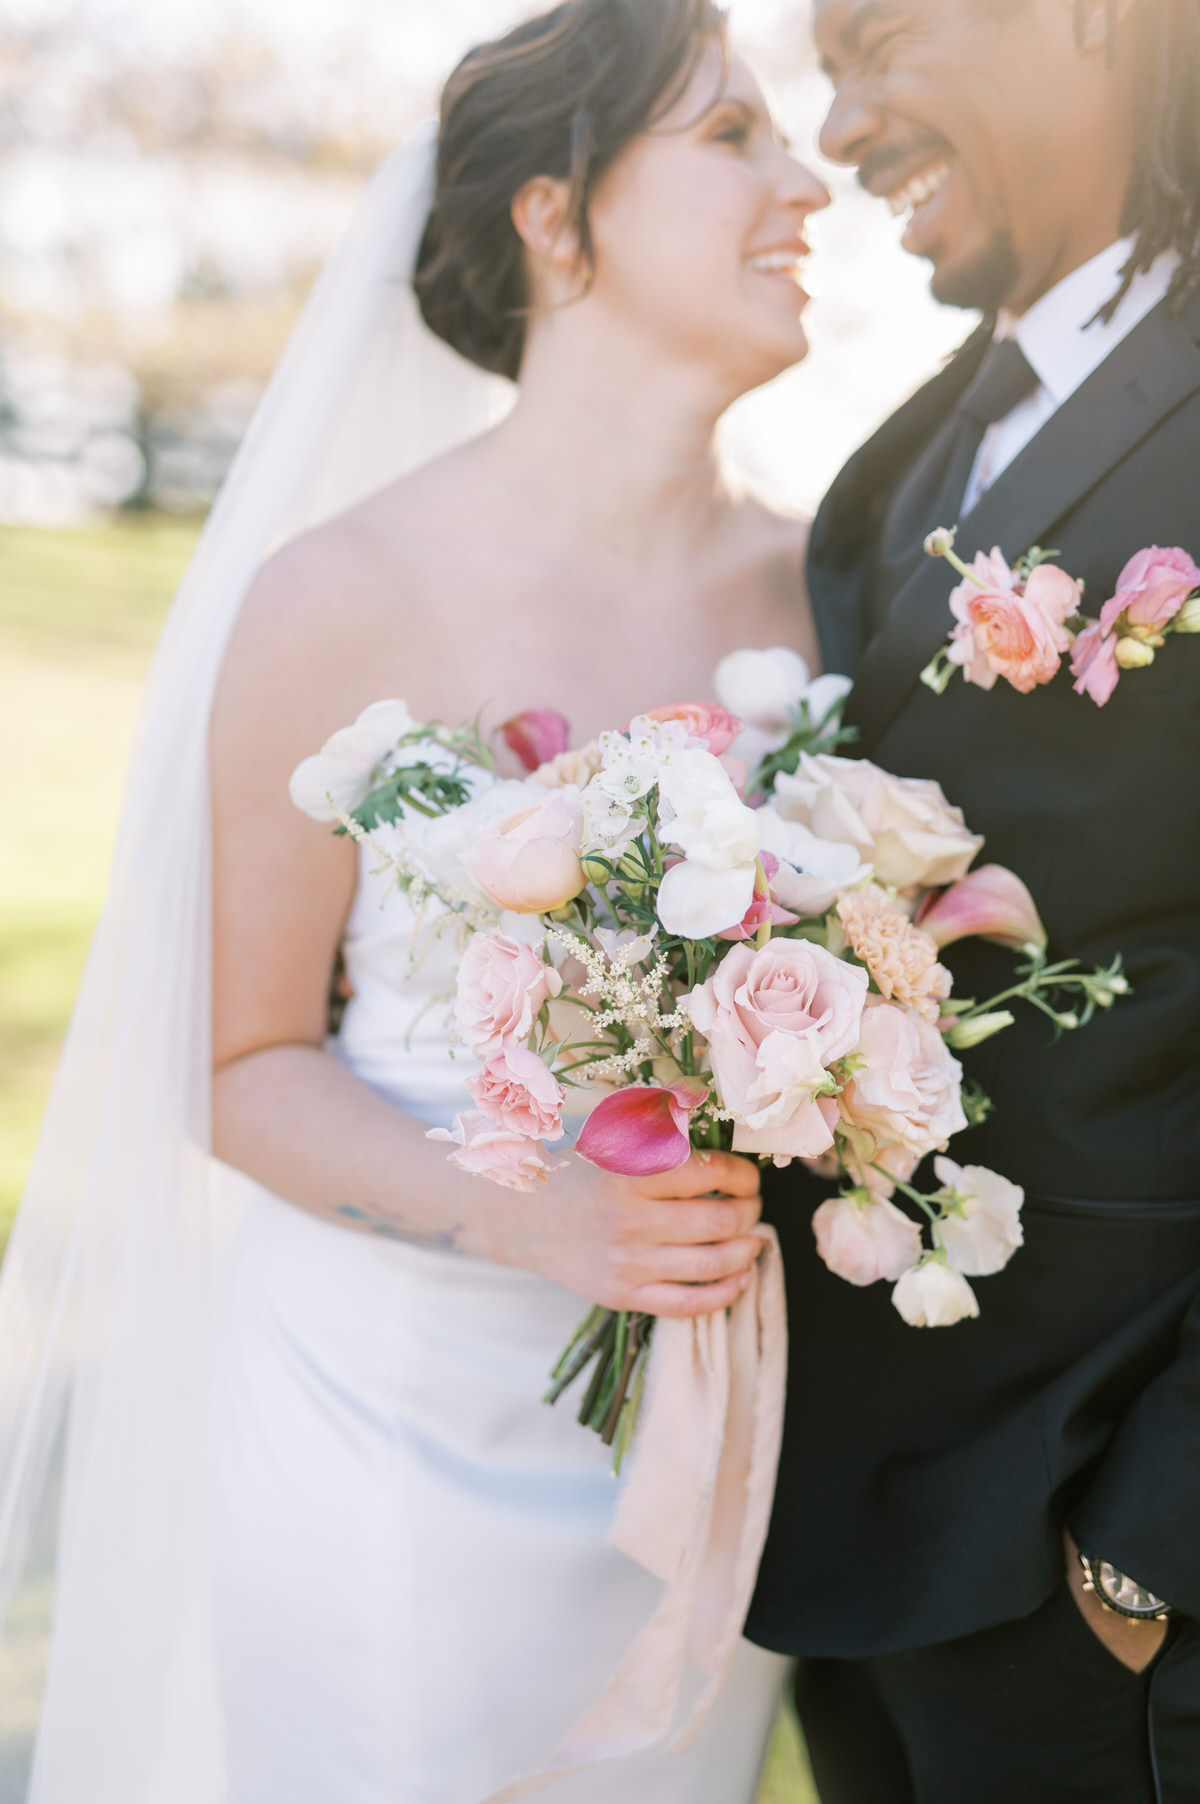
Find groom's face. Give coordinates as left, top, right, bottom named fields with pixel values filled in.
left=812, top=0, right=1136, bottom=313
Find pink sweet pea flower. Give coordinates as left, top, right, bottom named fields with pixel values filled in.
left=467, top=1046, right=566, bottom=1140
left=1070, top=619, right=1121, bottom=706
left=427, top=1112, right=569, bottom=1191
left=916, top=863, right=1047, bottom=953
left=575, top=1080, right=709, bottom=1176
left=813, top=1193, right=924, bottom=1286
left=643, top=702, right=744, bottom=757
left=717, top=854, right=800, bottom=942
left=1100, top=546, right=1200, bottom=636
left=500, top=710, right=571, bottom=773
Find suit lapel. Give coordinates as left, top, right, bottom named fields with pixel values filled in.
left=845, top=292, right=1200, bottom=752
left=808, top=324, right=991, bottom=679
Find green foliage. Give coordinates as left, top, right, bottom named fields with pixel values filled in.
left=339, top=762, right=475, bottom=832
left=747, top=699, right=858, bottom=800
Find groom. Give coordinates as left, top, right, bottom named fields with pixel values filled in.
left=746, top=1, right=1200, bottom=1799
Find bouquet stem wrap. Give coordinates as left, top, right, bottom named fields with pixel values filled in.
left=483, top=1227, right=786, bottom=1802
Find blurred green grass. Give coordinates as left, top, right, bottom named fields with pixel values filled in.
left=0, top=517, right=820, bottom=1804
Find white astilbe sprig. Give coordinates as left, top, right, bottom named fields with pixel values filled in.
left=330, top=799, right=498, bottom=936
left=547, top=929, right=685, bottom=1040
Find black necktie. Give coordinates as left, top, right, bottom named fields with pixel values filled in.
left=873, top=337, right=1040, bottom=626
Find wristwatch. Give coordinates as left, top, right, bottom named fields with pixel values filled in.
left=1076, top=1546, right=1173, bottom=1622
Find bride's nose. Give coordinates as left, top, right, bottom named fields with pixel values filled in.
left=776, top=151, right=833, bottom=221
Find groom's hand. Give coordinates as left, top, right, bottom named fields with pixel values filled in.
left=1062, top=1529, right=1169, bottom=1674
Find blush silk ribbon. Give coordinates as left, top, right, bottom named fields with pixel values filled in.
left=482, top=1225, right=787, bottom=1802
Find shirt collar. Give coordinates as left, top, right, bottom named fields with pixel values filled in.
left=994, top=239, right=1180, bottom=406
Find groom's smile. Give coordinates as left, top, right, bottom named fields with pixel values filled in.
left=811, top=0, right=1140, bottom=315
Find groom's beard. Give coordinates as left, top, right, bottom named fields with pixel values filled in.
left=930, top=229, right=1020, bottom=314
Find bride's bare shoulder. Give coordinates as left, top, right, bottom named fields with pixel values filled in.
left=215, top=449, right=484, bottom=746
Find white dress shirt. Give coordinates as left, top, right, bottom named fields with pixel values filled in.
left=963, top=238, right=1180, bottom=515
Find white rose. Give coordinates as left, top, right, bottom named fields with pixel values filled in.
left=892, top=1258, right=980, bottom=1327
left=934, top=1158, right=1025, bottom=1277
left=289, top=698, right=416, bottom=822
left=773, top=753, right=983, bottom=892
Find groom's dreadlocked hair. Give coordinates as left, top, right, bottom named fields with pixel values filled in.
left=416, top=0, right=726, bottom=380
left=1083, top=0, right=1200, bottom=317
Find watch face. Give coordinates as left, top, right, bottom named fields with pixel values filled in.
left=1096, top=1560, right=1168, bottom=1617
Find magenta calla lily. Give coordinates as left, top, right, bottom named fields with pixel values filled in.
left=916, top=863, right=1047, bottom=953
left=575, top=1081, right=708, bottom=1176
left=501, top=709, right=571, bottom=773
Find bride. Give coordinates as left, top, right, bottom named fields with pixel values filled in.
left=0, top=1, right=830, bottom=1799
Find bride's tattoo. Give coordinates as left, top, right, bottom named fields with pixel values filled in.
left=335, top=1204, right=462, bottom=1254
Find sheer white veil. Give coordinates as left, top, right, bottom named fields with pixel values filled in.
left=0, top=125, right=511, bottom=1800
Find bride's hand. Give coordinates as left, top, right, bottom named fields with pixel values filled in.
left=484, top=1151, right=764, bottom=1318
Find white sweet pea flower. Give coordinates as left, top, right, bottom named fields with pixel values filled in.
left=656, top=748, right=761, bottom=938
left=756, top=807, right=872, bottom=915
left=289, top=699, right=416, bottom=822
left=933, top=1158, right=1025, bottom=1276
left=714, top=647, right=813, bottom=731
left=892, top=1257, right=980, bottom=1327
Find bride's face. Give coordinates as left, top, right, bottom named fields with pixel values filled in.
left=583, top=44, right=831, bottom=390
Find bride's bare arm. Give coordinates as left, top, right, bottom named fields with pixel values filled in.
left=209, top=540, right=762, bottom=1318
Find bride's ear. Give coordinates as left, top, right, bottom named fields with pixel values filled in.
left=511, top=177, right=585, bottom=287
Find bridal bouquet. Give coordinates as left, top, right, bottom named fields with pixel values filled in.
left=292, top=649, right=1126, bottom=1464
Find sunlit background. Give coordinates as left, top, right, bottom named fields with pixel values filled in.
left=0, top=5, right=974, bottom=1793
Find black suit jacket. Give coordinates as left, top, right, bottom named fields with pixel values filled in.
left=746, top=290, right=1200, bottom=1659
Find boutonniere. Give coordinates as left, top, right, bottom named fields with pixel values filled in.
left=919, top=529, right=1200, bottom=707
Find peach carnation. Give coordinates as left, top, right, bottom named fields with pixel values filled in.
left=837, top=884, right=951, bottom=1024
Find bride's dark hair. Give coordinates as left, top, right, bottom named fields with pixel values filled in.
left=415, top=0, right=726, bottom=381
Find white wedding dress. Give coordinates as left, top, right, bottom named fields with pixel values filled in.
left=209, top=836, right=789, bottom=1804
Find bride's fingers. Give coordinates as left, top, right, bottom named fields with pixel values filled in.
left=633, top=1272, right=754, bottom=1319
left=651, top=1236, right=764, bottom=1285
left=637, top=1151, right=760, bottom=1202
left=644, top=1197, right=763, bottom=1245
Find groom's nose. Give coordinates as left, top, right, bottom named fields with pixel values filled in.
left=819, top=77, right=884, bottom=171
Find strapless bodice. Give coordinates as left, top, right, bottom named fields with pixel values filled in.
left=334, top=820, right=479, bottom=1131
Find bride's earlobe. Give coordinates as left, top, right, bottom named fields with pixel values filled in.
left=511, top=176, right=583, bottom=278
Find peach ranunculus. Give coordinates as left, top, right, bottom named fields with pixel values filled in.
left=464, top=788, right=587, bottom=914
left=947, top=550, right=1079, bottom=695
left=684, top=940, right=868, bottom=1159
left=813, top=1192, right=924, bottom=1286
left=427, top=1112, right=568, bottom=1191
left=837, top=999, right=966, bottom=1170
left=772, top=753, right=983, bottom=892
left=466, top=1045, right=566, bottom=1140
left=455, top=930, right=564, bottom=1058
left=643, top=702, right=744, bottom=757
left=837, top=885, right=952, bottom=1024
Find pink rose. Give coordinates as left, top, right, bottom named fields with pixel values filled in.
left=467, top=1045, right=565, bottom=1140
left=685, top=940, right=868, bottom=1159
left=1100, top=545, right=1200, bottom=635
left=455, top=930, right=563, bottom=1057
left=948, top=553, right=1078, bottom=695
left=813, top=1193, right=924, bottom=1286
left=427, top=1112, right=568, bottom=1192
left=465, top=789, right=586, bottom=914
left=838, top=1000, right=966, bottom=1164
left=1070, top=619, right=1121, bottom=706
left=643, top=702, right=743, bottom=757
left=500, top=709, right=571, bottom=774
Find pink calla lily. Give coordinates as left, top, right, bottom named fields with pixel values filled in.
left=916, top=863, right=1047, bottom=953
left=501, top=709, right=571, bottom=773
left=575, top=1081, right=709, bottom=1176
